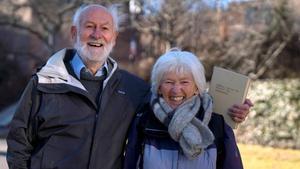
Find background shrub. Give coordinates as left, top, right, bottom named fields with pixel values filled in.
left=236, top=78, right=300, bottom=149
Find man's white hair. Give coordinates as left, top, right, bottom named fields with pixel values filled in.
left=151, top=48, right=207, bottom=95
left=72, top=4, right=122, bottom=32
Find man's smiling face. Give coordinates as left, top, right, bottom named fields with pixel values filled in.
left=72, top=6, right=117, bottom=64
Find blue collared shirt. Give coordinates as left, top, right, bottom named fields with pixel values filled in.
left=70, top=53, right=108, bottom=80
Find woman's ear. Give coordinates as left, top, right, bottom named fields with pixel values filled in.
left=157, top=87, right=162, bottom=96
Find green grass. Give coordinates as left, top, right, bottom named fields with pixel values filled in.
left=238, top=144, right=300, bottom=169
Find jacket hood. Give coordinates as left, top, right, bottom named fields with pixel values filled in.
left=36, top=48, right=118, bottom=90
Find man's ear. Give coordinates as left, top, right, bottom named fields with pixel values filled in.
left=71, top=26, right=77, bottom=40
left=115, top=31, right=119, bottom=39
left=112, top=31, right=119, bottom=46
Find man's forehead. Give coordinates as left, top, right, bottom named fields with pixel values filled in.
left=83, top=5, right=109, bottom=14
left=80, top=6, right=113, bottom=23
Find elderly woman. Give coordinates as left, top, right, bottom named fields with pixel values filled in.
left=124, top=49, right=251, bottom=169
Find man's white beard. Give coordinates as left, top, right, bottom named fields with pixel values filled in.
left=74, top=36, right=114, bottom=65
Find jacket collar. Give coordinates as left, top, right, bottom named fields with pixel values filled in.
left=71, top=52, right=109, bottom=79
left=36, top=48, right=118, bottom=91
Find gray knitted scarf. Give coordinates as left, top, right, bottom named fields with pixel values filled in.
left=151, top=92, right=215, bottom=159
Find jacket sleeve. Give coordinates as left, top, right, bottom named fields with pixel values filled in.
left=6, top=77, right=38, bottom=169
left=222, top=123, right=244, bottom=169
left=123, top=109, right=146, bottom=169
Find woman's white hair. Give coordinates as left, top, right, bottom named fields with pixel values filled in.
left=151, top=48, right=207, bottom=95
left=72, top=4, right=122, bottom=32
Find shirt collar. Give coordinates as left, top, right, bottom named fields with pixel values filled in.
left=71, top=52, right=108, bottom=79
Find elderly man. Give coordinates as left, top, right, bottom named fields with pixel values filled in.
left=6, top=4, right=149, bottom=169
left=6, top=4, right=252, bottom=169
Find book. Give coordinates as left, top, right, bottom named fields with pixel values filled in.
left=209, top=66, right=251, bottom=129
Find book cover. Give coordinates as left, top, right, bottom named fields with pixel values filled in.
left=209, top=66, right=251, bottom=129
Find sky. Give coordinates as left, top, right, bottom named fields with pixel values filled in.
left=139, top=0, right=253, bottom=14
left=205, top=0, right=252, bottom=8
left=144, top=0, right=253, bottom=9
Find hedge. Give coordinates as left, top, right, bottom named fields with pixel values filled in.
left=236, top=78, right=300, bottom=149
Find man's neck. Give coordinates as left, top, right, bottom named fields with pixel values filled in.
left=84, top=61, right=104, bottom=75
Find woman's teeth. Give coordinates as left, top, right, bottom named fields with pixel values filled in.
left=170, top=96, right=184, bottom=101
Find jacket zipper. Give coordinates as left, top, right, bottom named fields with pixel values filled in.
left=87, top=91, right=103, bottom=169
